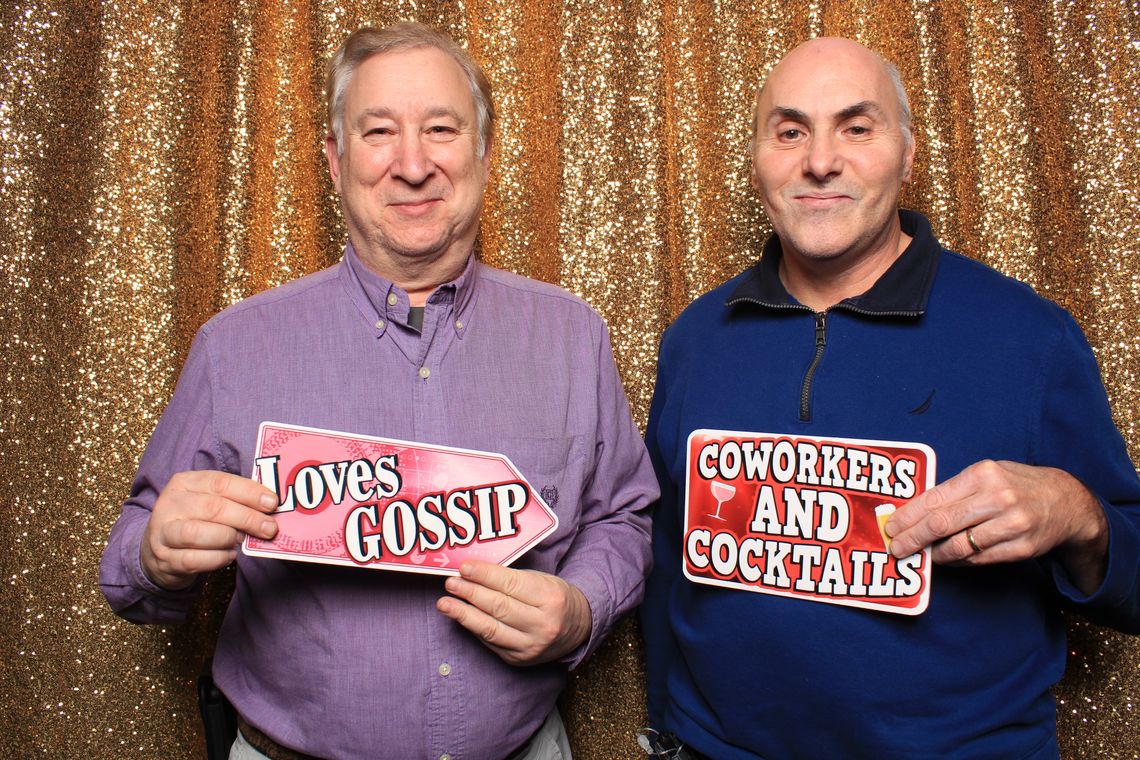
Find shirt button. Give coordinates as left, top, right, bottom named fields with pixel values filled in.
left=438, top=662, right=451, bottom=676
left=455, top=319, right=464, bottom=330
left=387, top=293, right=398, bottom=306
left=439, top=755, right=451, bottom=760
left=418, top=367, right=431, bottom=379
left=375, top=319, right=385, bottom=330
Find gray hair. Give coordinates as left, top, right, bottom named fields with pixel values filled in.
left=883, top=59, right=913, bottom=145
left=326, top=23, right=495, bottom=158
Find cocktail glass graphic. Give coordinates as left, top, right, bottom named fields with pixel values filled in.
left=708, top=480, right=736, bottom=521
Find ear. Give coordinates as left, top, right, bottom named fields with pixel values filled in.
left=325, top=133, right=342, bottom=192
left=901, top=134, right=915, bottom=183
left=749, top=145, right=762, bottom=192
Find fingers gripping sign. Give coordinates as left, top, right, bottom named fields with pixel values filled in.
left=142, top=470, right=280, bottom=591
left=436, top=560, right=593, bottom=666
left=884, top=460, right=1108, bottom=593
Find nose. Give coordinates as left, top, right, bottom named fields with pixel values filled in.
left=802, top=131, right=842, bottom=182
left=390, top=132, right=433, bottom=185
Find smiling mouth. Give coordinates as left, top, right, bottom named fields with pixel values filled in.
left=794, top=194, right=852, bottom=208
left=390, top=199, right=442, bottom=215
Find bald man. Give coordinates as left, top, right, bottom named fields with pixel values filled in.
left=640, top=38, right=1140, bottom=759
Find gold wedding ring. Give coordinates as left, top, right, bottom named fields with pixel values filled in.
left=966, top=527, right=983, bottom=554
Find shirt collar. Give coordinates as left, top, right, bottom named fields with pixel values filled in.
left=339, top=243, right=479, bottom=339
left=726, top=209, right=941, bottom=317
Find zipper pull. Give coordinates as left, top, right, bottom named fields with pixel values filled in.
left=815, top=312, right=827, bottom=346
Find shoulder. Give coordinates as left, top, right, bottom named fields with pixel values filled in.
left=659, top=271, right=749, bottom=353
left=476, top=262, right=606, bottom=325
left=198, top=264, right=342, bottom=336
left=934, top=250, right=1074, bottom=329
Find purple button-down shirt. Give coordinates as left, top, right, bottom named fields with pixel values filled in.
left=99, top=246, right=657, bottom=759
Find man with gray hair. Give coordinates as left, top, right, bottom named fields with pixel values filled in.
left=641, top=37, right=1140, bottom=758
left=101, top=22, right=656, bottom=759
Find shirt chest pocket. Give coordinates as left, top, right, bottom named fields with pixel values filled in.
left=462, top=434, right=589, bottom=551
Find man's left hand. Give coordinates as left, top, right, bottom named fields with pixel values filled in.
left=885, top=460, right=1109, bottom=594
left=436, top=560, right=592, bottom=666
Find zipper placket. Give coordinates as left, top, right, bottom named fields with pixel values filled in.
left=726, top=294, right=923, bottom=424
left=800, top=312, right=827, bottom=421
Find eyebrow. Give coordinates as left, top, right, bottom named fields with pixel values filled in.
left=768, top=106, right=808, bottom=124
left=356, top=106, right=467, bottom=126
left=836, top=101, right=882, bottom=120
left=767, top=100, right=884, bottom=124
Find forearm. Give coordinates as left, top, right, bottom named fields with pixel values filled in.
left=557, top=508, right=653, bottom=665
left=558, top=322, right=658, bottom=662
left=98, top=329, right=221, bottom=622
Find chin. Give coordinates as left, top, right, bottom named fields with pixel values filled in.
left=382, top=232, right=448, bottom=257
left=782, top=235, right=858, bottom=262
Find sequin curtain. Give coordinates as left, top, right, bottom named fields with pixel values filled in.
left=2, top=0, right=1137, bottom=756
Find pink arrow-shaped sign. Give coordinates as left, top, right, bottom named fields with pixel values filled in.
left=243, top=421, right=558, bottom=575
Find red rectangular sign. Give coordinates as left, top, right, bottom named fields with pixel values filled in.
left=684, top=429, right=935, bottom=615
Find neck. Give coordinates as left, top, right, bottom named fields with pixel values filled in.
left=403, top=282, right=444, bottom=307
left=352, top=241, right=472, bottom=307
left=779, top=228, right=911, bottom=312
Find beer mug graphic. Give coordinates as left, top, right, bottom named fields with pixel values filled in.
left=875, top=504, right=896, bottom=551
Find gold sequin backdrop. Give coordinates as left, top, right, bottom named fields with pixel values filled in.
left=2, top=0, right=1138, bottom=756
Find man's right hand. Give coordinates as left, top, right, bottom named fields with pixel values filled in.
left=141, top=470, right=280, bottom=590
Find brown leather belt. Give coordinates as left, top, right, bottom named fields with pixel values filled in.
left=237, top=716, right=537, bottom=760
left=238, top=717, right=323, bottom=760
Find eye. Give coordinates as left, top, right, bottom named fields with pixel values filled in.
left=362, top=126, right=394, bottom=143
left=778, top=128, right=803, bottom=141
left=425, top=125, right=460, bottom=141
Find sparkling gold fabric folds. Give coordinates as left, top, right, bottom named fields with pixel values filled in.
left=2, top=1, right=1137, bottom=755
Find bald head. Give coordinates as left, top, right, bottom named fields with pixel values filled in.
left=752, top=38, right=912, bottom=147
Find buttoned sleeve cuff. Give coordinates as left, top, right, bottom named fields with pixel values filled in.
left=100, top=510, right=202, bottom=624
left=557, top=564, right=620, bottom=670
left=553, top=492, right=653, bottom=669
left=1048, top=498, right=1140, bottom=632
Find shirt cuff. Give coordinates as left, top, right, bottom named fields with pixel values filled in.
left=557, top=564, right=617, bottom=669
left=121, top=521, right=202, bottom=621
left=1049, top=497, right=1129, bottom=608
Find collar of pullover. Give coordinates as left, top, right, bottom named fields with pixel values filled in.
left=726, top=209, right=941, bottom=317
